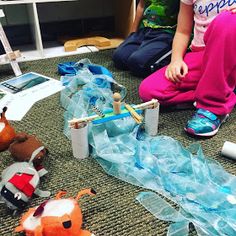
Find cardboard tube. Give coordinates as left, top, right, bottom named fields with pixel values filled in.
left=221, top=141, right=236, bottom=160
left=144, top=105, right=159, bottom=136
left=71, top=124, right=89, bottom=159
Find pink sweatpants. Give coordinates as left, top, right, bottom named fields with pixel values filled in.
left=139, top=12, right=236, bottom=115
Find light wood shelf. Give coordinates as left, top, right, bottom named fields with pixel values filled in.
left=0, top=0, right=135, bottom=61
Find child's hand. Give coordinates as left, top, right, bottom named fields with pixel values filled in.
left=228, top=7, right=236, bottom=13
left=165, top=60, right=188, bottom=83
left=222, top=7, right=236, bottom=13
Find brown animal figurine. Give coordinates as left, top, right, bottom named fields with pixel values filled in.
left=0, top=107, right=16, bottom=152
left=8, top=132, right=49, bottom=176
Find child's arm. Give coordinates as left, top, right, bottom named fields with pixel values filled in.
left=165, top=2, right=194, bottom=82
left=172, top=2, right=193, bottom=62
left=130, top=0, right=145, bottom=33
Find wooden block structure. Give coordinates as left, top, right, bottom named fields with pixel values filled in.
left=69, top=99, right=159, bottom=129
left=64, top=36, right=111, bottom=52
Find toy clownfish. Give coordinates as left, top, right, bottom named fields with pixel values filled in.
left=15, top=188, right=96, bottom=236
left=0, top=107, right=16, bottom=152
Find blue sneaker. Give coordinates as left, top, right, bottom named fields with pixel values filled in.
left=185, top=109, right=229, bottom=137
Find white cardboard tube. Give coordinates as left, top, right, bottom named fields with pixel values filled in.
left=144, top=105, right=159, bottom=136
left=221, top=141, right=236, bottom=160
left=71, top=125, right=89, bottom=159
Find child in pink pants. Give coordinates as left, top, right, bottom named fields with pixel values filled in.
left=139, top=3, right=236, bottom=137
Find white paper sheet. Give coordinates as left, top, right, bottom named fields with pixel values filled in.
left=0, top=72, right=64, bottom=120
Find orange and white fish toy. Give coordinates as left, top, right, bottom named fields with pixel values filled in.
left=0, top=107, right=16, bottom=152
left=15, top=188, right=96, bottom=236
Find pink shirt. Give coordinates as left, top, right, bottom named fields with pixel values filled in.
left=181, top=0, right=236, bottom=48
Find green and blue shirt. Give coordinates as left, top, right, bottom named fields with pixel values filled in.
left=140, top=0, right=179, bottom=30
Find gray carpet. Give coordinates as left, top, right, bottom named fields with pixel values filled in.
left=0, top=50, right=235, bottom=235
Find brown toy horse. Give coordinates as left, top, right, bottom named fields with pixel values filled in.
left=15, top=188, right=96, bottom=236
left=0, top=107, right=16, bottom=152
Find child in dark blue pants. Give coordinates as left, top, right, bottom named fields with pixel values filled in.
left=112, top=0, right=179, bottom=77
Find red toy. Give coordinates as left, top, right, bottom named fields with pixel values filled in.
left=0, top=107, right=16, bottom=152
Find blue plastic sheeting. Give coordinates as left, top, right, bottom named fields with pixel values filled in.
left=58, top=59, right=113, bottom=77
left=60, top=59, right=127, bottom=138
left=61, top=59, right=236, bottom=235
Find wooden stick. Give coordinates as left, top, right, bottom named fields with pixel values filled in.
left=133, top=99, right=158, bottom=110
left=69, top=115, right=98, bottom=127
left=68, top=99, right=159, bottom=126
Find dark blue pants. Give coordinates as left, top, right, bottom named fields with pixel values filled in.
left=112, top=28, right=174, bottom=77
